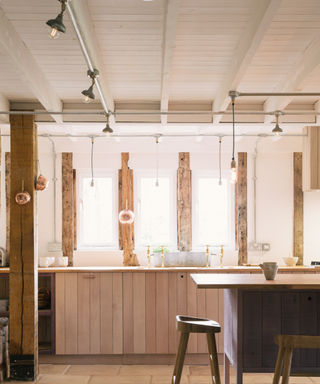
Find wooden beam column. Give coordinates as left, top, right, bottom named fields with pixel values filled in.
left=5, top=152, right=10, bottom=265
left=237, top=152, right=247, bottom=266
left=177, top=152, right=192, bottom=251
left=9, top=114, right=38, bottom=381
left=294, top=152, right=303, bottom=265
left=62, top=153, right=74, bottom=266
left=120, top=153, right=139, bottom=266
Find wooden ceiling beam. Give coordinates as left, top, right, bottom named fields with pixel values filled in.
left=67, top=0, right=114, bottom=113
left=264, top=33, right=320, bottom=124
left=0, top=8, right=63, bottom=124
left=212, top=0, right=282, bottom=124
left=160, top=0, right=180, bottom=125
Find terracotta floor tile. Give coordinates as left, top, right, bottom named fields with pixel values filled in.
left=37, top=374, right=91, bottom=384
left=189, top=366, right=211, bottom=376
left=66, top=365, right=119, bottom=376
left=151, top=375, right=188, bottom=383
left=119, top=365, right=175, bottom=376
left=39, top=364, right=69, bottom=375
left=88, top=375, right=151, bottom=384
left=229, top=373, right=273, bottom=384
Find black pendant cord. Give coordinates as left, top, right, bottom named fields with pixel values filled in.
left=232, top=99, right=235, bottom=161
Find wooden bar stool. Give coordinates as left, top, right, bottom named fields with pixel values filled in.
left=171, top=315, right=221, bottom=384
left=273, top=334, right=320, bottom=384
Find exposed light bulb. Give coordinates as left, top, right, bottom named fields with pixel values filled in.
left=106, top=131, right=110, bottom=137
left=230, top=159, right=237, bottom=184
left=83, top=94, right=91, bottom=103
left=156, top=179, right=159, bottom=187
left=48, top=27, right=59, bottom=39
left=275, top=131, right=280, bottom=137
left=218, top=179, right=222, bottom=186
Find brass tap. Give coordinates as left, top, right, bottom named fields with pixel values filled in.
left=161, top=245, right=165, bottom=268
left=220, top=245, right=224, bottom=268
left=206, top=245, right=210, bottom=268
left=147, top=245, right=151, bottom=268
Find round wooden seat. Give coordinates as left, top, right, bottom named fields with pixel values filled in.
left=171, top=315, right=221, bottom=384
left=176, top=315, right=221, bottom=334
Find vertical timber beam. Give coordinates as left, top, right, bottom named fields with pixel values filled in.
left=73, top=169, right=77, bottom=251
left=62, top=153, right=74, bottom=266
left=294, top=152, right=303, bottom=265
left=118, top=169, right=123, bottom=250
left=177, top=152, right=192, bottom=251
left=9, top=114, right=38, bottom=381
left=237, top=152, right=247, bottom=265
left=121, top=153, right=139, bottom=266
left=5, top=152, right=10, bottom=265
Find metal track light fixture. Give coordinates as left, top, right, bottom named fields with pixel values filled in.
left=272, top=111, right=283, bottom=137
left=46, top=0, right=68, bottom=39
left=82, top=69, right=99, bottom=104
left=102, top=114, right=113, bottom=136
left=229, top=92, right=238, bottom=184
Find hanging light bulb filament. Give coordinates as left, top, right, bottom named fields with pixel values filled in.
left=90, top=137, right=94, bottom=187
left=230, top=98, right=237, bottom=184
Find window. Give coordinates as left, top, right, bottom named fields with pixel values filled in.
left=135, top=171, right=176, bottom=247
left=78, top=171, right=117, bottom=248
left=193, top=171, right=234, bottom=248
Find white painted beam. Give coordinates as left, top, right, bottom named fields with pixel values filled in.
left=264, top=33, right=320, bottom=124
left=212, top=0, right=282, bottom=124
left=64, top=125, right=78, bottom=142
left=0, top=9, right=63, bottom=124
left=0, top=93, right=9, bottom=124
left=67, top=0, right=114, bottom=113
left=160, top=0, right=180, bottom=124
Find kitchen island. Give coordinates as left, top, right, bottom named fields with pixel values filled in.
left=191, top=273, right=320, bottom=384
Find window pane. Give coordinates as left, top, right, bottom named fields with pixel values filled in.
left=198, top=178, right=228, bottom=244
left=140, top=178, right=170, bottom=244
left=83, top=178, right=113, bottom=244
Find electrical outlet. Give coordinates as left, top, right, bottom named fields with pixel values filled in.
left=262, top=243, right=270, bottom=251
left=48, top=242, right=62, bottom=252
left=249, top=242, right=270, bottom=251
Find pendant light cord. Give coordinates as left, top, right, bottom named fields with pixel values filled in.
left=156, top=137, right=159, bottom=186
left=232, top=99, right=235, bottom=161
left=219, top=137, right=222, bottom=184
left=91, top=138, right=94, bottom=186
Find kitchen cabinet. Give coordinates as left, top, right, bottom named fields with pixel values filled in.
left=55, top=271, right=222, bottom=356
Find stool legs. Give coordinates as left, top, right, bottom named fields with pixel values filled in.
left=272, top=346, right=293, bottom=384
left=171, top=332, right=189, bottom=384
left=273, top=346, right=285, bottom=384
left=206, top=333, right=221, bottom=384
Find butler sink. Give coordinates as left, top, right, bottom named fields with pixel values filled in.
left=153, top=252, right=210, bottom=268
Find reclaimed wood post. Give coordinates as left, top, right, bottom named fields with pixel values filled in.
left=5, top=152, right=10, bottom=265
left=9, top=114, right=38, bottom=381
left=120, top=153, right=139, bottom=266
left=177, top=152, right=192, bottom=251
left=62, top=153, right=74, bottom=266
left=73, top=169, right=77, bottom=251
left=237, top=152, right=247, bottom=265
left=294, top=152, right=303, bottom=265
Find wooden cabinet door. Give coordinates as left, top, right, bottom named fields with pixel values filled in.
left=56, top=272, right=123, bottom=355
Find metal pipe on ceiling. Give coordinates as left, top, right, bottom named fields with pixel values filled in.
left=0, top=110, right=320, bottom=116
left=229, top=91, right=320, bottom=98
left=65, top=2, right=110, bottom=115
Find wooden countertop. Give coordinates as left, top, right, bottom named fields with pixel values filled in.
left=191, top=273, right=320, bottom=290
left=0, top=266, right=319, bottom=273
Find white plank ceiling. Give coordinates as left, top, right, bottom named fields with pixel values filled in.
left=0, top=0, right=320, bottom=137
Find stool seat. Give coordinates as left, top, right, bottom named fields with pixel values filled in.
left=176, top=315, right=221, bottom=334
left=171, top=315, right=221, bottom=384
left=273, top=334, right=320, bottom=384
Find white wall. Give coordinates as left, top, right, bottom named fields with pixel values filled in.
left=1, top=133, right=318, bottom=267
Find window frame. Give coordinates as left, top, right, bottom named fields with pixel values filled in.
left=192, top=170, right=235, bottom=249
left=77, top=169, right=118, bottom=250
left=134, top=169, right=177, bottom=249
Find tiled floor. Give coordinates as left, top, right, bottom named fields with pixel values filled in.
left=9, top=364, right=320, bottom=383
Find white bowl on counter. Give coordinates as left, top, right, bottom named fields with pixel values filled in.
left=283, top=256, right=298, bottom=266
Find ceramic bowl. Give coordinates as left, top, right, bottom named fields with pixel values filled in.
left=283, top=256, right=298, bottom=266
